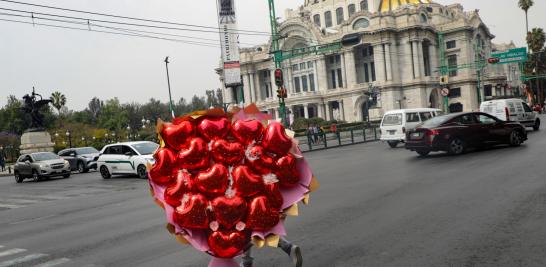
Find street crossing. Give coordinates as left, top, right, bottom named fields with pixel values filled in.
left=0, top=244, right=97, bottom=267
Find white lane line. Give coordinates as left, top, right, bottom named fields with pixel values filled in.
left=0, top=248, right=26, bottom=258
left=32, top=258, right=71, bottom=267
left=0, top=253, right=47, bottom=267
left=0, top=204, right=25, bottom=209
left=0, top=199, right=40, bottom=204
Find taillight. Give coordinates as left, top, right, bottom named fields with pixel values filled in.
left=425, top=129, right=440, bottom=145
left=402, top=127, right=406, bottom=134
left=505, top=107, right=510, bottom=121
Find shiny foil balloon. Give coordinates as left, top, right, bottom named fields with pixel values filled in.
left=231, top=120, right=264, bottom=145
left=164, top=171, right=193, bottom=207
left=177, top=137, right=209, bottom=170
left=197, top=117, right=230, bottom=141
left=161, top=121, right=195, bottom=150
left=246, top=196, right=280, bottom=231
left=210, top=139, right=244, bottom=165
left=264, top=183, right=284, bottom=210
left=211, top=196, right=247, bottom=229
left=207, top=230, right=250, bottom=259
left=173, top=193, right=210, bottom=229
left=149, top=147, right=177, bottom=185
left=195, top=164, right=229, bottom=197
left=262, top=122, right=293, bottom=155
left=275, top=154, right=301, bottom=187
left=245, top=145, right=277, bottom=175
left=232, top=165, right=265, bottom=197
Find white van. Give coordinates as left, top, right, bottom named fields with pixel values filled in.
left=480, top=99, right=540, bottom=131
left=380, top=108, right=443, bottom=148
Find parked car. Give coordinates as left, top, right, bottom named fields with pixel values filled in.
left=97, top=141, right=159, bottom=179
left=380, top=108, right=443, bottom=148
left=480, top=98, right=540, bottom=131
left=14, top=152, right=71, bottom=183
left=58, top=147, right=100, bottom=173
left=405, top=112, right=527, bottom=156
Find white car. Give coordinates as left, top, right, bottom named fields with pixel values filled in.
left=480, top=98, right=540, bottom=131
left=380, top=108, right=443, bottom=148
left=97, top=141, right=159, bottom=179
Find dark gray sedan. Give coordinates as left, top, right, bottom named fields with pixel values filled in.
left=14, top=152, right=71, bottom=183
left=58, top=147, right=100, bottom=173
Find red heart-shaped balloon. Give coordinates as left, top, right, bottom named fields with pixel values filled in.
left=262, top=122, right=292, bottom=155
left=211, top=139, right=244, bottom=165
left=197, top=117, right=230, bottom=141
left=178, top=137, right=209, bottom=170
left=164, top=171, right=194, bottom=207
left=211, top=196, right=247, bottom=229
left=231, top=120, right=264, bottom=145
left=149, top=147, right=177, bottom=185
left=208, top=230, right=250, bottom=258
left=246, top=145, right=277, bottom=175
left=195, top=164, right=229, bottom=197
left=232, top=165, right=265, bottom=197
left=161, top=121, right=195, bottom=150
left=275, top=154, right=300, bottom=187
left=264, top=183, right=283, bottom=210
left=173, top=193, right=210, bottom=229
left=246, top=196, right=280, bottom=231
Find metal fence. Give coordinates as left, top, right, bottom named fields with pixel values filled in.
left=295, top=127, right=380, bottom=152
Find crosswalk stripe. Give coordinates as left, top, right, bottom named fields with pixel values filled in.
left=0, top=248, right=26, bottom=258
left=32, top=258, right=70, bottom=267
left=0, top=204, right=25, bottom=209
left=0, top=254, right=47, bottom=267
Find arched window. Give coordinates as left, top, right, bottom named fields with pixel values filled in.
left=324, top=11, right=332, bottom=27
left=420, top=14, right=428, bottom=23
left=336, top=7, right=344, bottom=25
left=313, top=14, right=321, bottom=27
left=353, top=18, right=370, bottom=30
left=360, top=0, right=369, bottom=11
left=348, top=4, right=356, bottom=17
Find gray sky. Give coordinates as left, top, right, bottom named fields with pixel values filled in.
left=1, top=0, right=544, bottom=110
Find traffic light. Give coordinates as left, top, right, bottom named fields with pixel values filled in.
left=276, top=88, right=287, bottom=99
left=488, top=57, right=500, bottom=64
left=274, top=69, right=284, bottom=87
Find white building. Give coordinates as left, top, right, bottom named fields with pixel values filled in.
left=217, top=0, right=522, bottom=122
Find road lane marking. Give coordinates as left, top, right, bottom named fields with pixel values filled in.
left=0, top=248, right=26, bottom=258
left=0, top=254, right=47, bottom=267
left=0, top=199, right=40, bottom=204
left=0, top=204, right=25, bottom=209
left=9, top=215, right=58, bottom=225
left=32, top=258, right=70, bottom=267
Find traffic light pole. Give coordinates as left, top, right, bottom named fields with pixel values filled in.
left=268, top=0, right=287, bottom=127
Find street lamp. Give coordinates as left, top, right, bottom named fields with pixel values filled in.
left=81, top=136, right=87, bottom=146
left=65, top=130, right=72, bottom=148
left=112, top=132, right=117, bottom=143
left=126, top=125, right=131, bottom=141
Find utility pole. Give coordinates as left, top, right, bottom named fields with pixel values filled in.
left=164, top=56, right=175, bottom=118
left=267, top=0, right=287, bottom=126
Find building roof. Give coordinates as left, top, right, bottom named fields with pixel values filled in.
left=378, top=0, right=432, bottom=12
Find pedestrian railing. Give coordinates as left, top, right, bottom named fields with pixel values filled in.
left=295, top=127, right=380, bottom=152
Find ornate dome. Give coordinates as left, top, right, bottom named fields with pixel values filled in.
left=378, top=0, right=432, bottom=12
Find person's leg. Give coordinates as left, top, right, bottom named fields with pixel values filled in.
left=278, top=237, right=303, bottom=267
left=241, top=244, right=254, bottom=267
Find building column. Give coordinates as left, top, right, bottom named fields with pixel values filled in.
left=340, top=53, right=348, bottom=88
left=316, top=57, right=328, bottom=91
left=339, top=100, right=345, bottom=121
left=429, top=43, right=438, bottom=78
left=313, top=60, right=319, bottom=91
left=286, top=63, right=293, bottom=94
left=417, top=40, right=425, bottom=78
left=269, top=69, right=276, bottom=100
left=249, top=72, right=256, bottom=102
left=242, top=73, right=251, bottom=104
left=385, top=43, right=393, bottom=81
left=317, top=103, right=324, bottom=118
left=373, top=44, right=386, bottom=82
left=325, top=102, right=331, bottom=121
left=274, top=108, right=280, bottom=120
left=304, top=104, right=309, bottom=119
left=412, top=41, right=421, bottom=78
left=254, top=73, right=263, bottom=101
left=344, top=50, right=357, bottom=88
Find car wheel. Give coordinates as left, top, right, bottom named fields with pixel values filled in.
left=14, top=171, right=24, bottom=183
left=32, top=170, right=41, bottom=182
left=533, top=120, right=540, bottom=131
left=63, top=172, right=71, bottom=178
left=77, top=161, right=87, bottom=173
left=137, top=165, right=148, bottom=179
left=448, top=138, right=465, bottom=155
left=509, top=131, right=522, bottom=147
left=100, top=165, right=111, bottom=179
left=387, top=141, right=399, bottom=148
left=416, top=150, right=430, bottom=157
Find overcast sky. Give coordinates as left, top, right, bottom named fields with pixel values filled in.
left=1, top=0, right=544, bottom=110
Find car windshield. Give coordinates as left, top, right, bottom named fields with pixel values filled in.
left=420, top=114, right=456, bottom=128
left=382, top=114, right=402, bottom=126
left=131, top=142, right=159, bottom=155
left=76, top=147, right=99, bottom=154
left=33, top=152, right=61, bottom=161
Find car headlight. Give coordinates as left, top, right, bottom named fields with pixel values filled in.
left=41, top=164, right=50, bottom=168
left=64, top=160, right=70, bottom=166
left=147, top=158, right=156, bottom=165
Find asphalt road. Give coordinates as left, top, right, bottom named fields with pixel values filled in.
left=1, top=124, right=546, bottom=267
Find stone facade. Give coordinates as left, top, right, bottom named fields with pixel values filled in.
left=218, top=0, right=522, bottom=122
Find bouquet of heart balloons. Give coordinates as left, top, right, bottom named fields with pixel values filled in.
left=147, top=105, right=318, bottom=267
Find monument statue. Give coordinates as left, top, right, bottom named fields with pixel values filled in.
left=21, top=88, right=52, bottom=131
left=19, top=87, right=55, bottom=154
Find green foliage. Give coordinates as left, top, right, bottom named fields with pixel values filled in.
left=518, top=0, right=534, bottom=12
left=50, top=91, right=67, bottom=115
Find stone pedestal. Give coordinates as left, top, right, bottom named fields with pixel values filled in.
left=20, top=131, right=55, bottom=154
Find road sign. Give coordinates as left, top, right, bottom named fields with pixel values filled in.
left=441, top=88, right=450, bottom=97
left=490, top=47, right=527, bottom=64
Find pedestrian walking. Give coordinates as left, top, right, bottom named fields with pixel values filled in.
left=330, top=122, right=339, bottom=139
left=319, top=125, right=325, bottom=143
left=312, top=125, right=319, bottom=144
left=306, top=125, right=314, bottom=144
left=0, top=155, right=5, bottom=172
left=241, top=236, right=303, bottom=267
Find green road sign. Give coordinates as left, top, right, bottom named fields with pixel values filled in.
left=491, top=47, right=527, bottom=64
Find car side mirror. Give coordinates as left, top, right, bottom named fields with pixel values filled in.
left=125, top=152, right=133, bottom=157
left=24, top=160, right=30, bottom=165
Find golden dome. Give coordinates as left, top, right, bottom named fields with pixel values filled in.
left=379, top=0, right=432, bottom=12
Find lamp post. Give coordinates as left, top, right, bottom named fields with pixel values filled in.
left=65, top=130, right=72, bottom=148
left=164, top=56, right=175, bottom=119
left=81, top=136, right=87, bottom=146
left=112, top=132, right=117, bottom=143
left=105, top=133, right=109, bottom=144
left=126, top=126, right=131, bottom=141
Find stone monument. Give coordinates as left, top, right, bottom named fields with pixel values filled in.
left=19, top=88, right=55, bottom=154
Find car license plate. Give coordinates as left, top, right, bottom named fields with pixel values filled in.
left=388, top=130, right=396, bottom=135
left=411, top=132, right=421, bottom=139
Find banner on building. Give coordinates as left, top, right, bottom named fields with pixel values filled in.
left=218, top=0, right=241, bottom=87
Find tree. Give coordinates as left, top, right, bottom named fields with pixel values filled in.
left=50, top=91, right=67, bottom=115
left=97, top=98, right=128, bottom=131
left=0, top=95, right=29, bottom=134
left=88, top=97, right=102, bottom=123
left=518, top=0, right=534, bottom=34
left=190, top=95, right=207, bottom=111
left=216, top=88, right=224, bottom=108
left=526, top=27, right=546, bottom=105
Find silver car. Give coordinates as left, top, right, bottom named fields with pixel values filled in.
left=14, top=152, right=71, bottom=183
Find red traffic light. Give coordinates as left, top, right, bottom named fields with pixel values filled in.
left=274, top=69, right=284, bottom=87
left=276, top=88, right=287, bottom=99
left=488, top=57, right=500, bottom=64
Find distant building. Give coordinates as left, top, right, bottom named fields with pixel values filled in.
left=217, top=0, right=522, bottom=122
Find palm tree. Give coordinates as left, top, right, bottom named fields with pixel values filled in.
left=526, top=28, right=545, bottom=105
left=50, top=91, right=67, bottom=115
left=518, top=0, right=534, bottom=34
